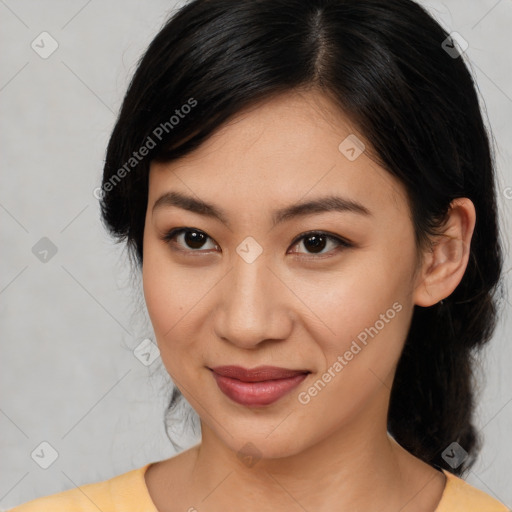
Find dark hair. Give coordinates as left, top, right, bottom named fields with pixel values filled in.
left=100, top=0, right=504, bottom=476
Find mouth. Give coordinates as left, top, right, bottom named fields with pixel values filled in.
left=208, top=365, right=310, bottom=407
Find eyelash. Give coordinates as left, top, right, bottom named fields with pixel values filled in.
left=160, top=227, right=352, bottom=259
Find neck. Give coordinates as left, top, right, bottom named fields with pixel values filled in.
left=186, top=398, right=423, bottom=511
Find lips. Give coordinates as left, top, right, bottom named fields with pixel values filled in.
left=209, top=365, right=310, bottom=407
left=210, top=365, right=309, bottom=381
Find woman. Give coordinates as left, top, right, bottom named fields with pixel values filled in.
left=9, top=0, right=509, bottom=510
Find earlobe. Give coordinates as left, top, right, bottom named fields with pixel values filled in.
left=413, top=198, right=476, bottom=307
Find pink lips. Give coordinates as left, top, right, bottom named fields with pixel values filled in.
left=209, top=365, right=309, bottom=407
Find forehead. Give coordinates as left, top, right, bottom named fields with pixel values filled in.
left=148, top=90, right=408, bottom=218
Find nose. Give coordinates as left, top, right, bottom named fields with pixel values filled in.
left=213, top=252, right=293, bottom=350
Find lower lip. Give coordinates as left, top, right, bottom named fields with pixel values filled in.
left=211, top=371, right=309, bottom=407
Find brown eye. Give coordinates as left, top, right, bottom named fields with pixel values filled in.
left=162, top=228, right=218, bottom=252
left=182, top=230, right=208, bottom=249
left=289, top=231, right=352, bottom=257
left=302, top=233, right=328, bottom=253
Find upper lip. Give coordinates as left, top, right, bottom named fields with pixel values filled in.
left=209, top=365, right=310, bottom=382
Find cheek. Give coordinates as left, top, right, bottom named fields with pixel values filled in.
left=291, top=256, right=415, bottom=406
left=141, top=238, right=217, bottom=371
left=142, top=261, right=194, bottom=384
left=142, top=239, right=188, bottom=348
left=292, top=258, right=410, bottom=346
left=292, top=278, right=411, bottom=434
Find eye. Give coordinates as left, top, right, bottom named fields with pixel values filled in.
left=160, top=228, right=352, bottom=257
left=288, top=230, right=352, bottom=258
left=161, top=228, right=219, bottom=253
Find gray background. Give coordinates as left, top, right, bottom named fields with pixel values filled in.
left=1, top=0, right=511, bottom=509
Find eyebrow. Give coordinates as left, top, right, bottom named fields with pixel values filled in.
left=152, top=190, right=371, bottom=228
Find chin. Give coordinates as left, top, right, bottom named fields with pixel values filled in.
left=214, top=424, right=310, bottom=463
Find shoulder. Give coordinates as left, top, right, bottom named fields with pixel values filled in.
left=6, top=463, right=156, bottom=512
left=436, top=469, right=510, bottom=512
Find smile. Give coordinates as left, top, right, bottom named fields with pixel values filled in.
left=209, top=365, right=310, bottom=407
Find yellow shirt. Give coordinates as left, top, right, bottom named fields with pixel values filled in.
left=7, top=463, right=510, bottom=511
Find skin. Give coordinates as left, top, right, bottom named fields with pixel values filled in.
left=141, top=89, right=476, bottom=512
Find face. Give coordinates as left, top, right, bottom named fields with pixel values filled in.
left=142, top=90, right=423, bottom=459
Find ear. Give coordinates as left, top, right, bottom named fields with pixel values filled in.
left=413, top=198, right=476, bottom=307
